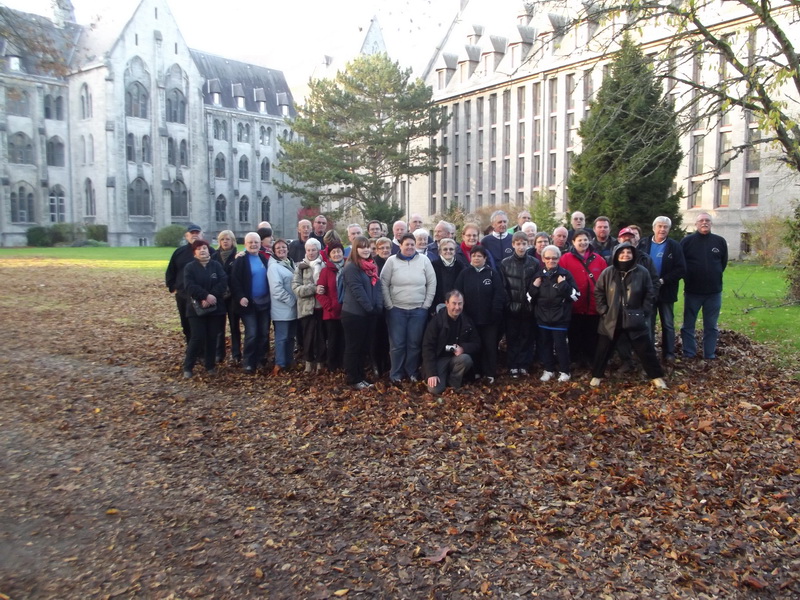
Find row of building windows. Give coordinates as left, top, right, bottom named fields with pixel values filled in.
left=5, top=89, right=66, bottom=119
left=7, top=133, right=66, bottom=166
left=124, top=83, right=186, bottom=123
left=9, top=183, right=67, bottom=223
left=212, top=120, right=291, bottom=145
left=213, top=153, right=271, bottom=181
left=214, top=195, right=271, bottom=223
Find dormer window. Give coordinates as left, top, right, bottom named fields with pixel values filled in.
left=232, top=83, right=246, bottom=110
left=254, top=88, right=268, bottom=114
left=8, top=56, right=21, bottom=71
left=211, top=92, right=221, bottom=105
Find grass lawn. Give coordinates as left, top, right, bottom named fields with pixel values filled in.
left=1, top=248, right=798, bottom=369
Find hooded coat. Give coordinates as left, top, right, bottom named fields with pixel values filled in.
left=594, top=243, right=655, bottom=340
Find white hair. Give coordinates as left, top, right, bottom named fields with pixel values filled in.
left=521, top=222, right=538, bottom=234
left=304, top=238, right=322, bottom=250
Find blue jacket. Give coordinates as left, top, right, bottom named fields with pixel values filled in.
left=342, top=262, right=383, bottom=317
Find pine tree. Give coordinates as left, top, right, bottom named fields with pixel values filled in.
left=277, top=53, right=447, bottom=223
left=568, top=35, right=683, bottom=235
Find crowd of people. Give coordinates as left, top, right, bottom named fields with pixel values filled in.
left=166, top=208, right=728, bottom=391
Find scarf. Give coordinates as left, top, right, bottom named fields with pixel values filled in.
left=217, top=247, right=235, bottom=264
left=277, top=257, right=294, bottom=271
left=460, top=241, right=473, bottom=261
left=360, top=258, right=379, bottom=285
left=441, top=255, right=455, bottom=267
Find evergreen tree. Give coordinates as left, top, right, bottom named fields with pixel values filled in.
left=568, top=35, right=683, bottom=235
left=277, top=53, right=447, bottom=223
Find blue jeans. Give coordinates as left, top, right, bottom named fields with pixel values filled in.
left=273, top=319, right=297, bottom=368
left=386, top=307, right=428, bottom=381
left=681, top=292, right=722, bottom=359
left=241, top=309, right=271, bottom=369
left=650, top=300, right=676, bottom=358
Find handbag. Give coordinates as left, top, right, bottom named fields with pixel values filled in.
left=191, top=298, right=216, bottom=316
left=622, top=306, right=646, bottom=331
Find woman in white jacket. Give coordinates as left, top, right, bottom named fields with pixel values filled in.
left=291, top=238, right=325, bottom=372
left=380, top=233, right=436, bottom=383
left=267, top=239, right=297, bottom=375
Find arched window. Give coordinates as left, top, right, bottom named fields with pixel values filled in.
left=126, top=133, right=136, bottom=162
left=80, top=84, right=92, bottom=119
left=261, top=196, right=270, bottom=222
left=214, top=153, right=226, bottom=178
left=245, top=124, right=251, bottom=142
left=266, top=127, right=272, bottom=145
left=239, top=195, right=249, bottom=222
left=260, top=157, right=271, bottom=181
left=48, top=186, right=66, bottom=223
left=142, top=135, right=152, bottom=163
left=10, top=183, right=35, bottom=223
left=84, top=178, right=96, bottom=216
left=179, top=140, right=188, bottom=166
left=213, top=119, right=223, bottom=140
left=237, top=123, right=245, bottom=142
left=47, top=137, right=66, bottom=166
left=260, top=126, right=268, bottom=145
left=239, top=155, right=249, bottom=180
left=7, top=89, right=30, bottom=116
left=125, top=82, right=148, bottom=118
left=167, top=137, right=176, bottom=165
left=8, top=133, right=33, bottom=164
left=80, top=136, right=86, bottom=164
left=171, top=180, right=188, bottom=217
left=44, top=95, right=54, bottom=119
left=221, top=121, right=228, bottom=140
left=127, top=178, right=151, bottom=216
left=88, top=135, right=94, bottom=164
left=215, top=194, right=227, bottom=222
left=282, top=129, right=289, bottom=140
left=55, top=96, right=64, bottom=120
left=166, top=88, right=186, bottom=123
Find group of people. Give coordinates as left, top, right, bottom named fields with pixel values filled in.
left=165, top=208, right=728, bottom=392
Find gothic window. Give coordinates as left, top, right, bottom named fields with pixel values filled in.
left=44, top=95, right=54, bottom=119
left=127, top=178, right=151, bottom=216
left=8, top=132, right=33, bottom=164
left=88, top=135, right=94, bottom=164
left=261, top=196, right=270, bottom=222
left=142, top=135, right=152, bottom=163
left=171, top=180, right=188, bottom=217
left=126, top=133, right=136, bottom=162
left=220, top=121, right=228, bottom=140
left=213, top=119, right=224, bottom=140
left=167, top=138, right=176, bottom=165
left=239, top=195, right=249, bottom=222
left=237, top=123, right=251, bottom=143
left=260, top=126, right=268, bottom=145
left=80, top=136, right=86, bottom=164
left=214, top=153, right=226, bottom=178
left=80, top=83, right=93, bottom=119
left=215, top=195, right=227, bottom=222
left=260, top=157, right=271, bottom=181
left=48, top=186, right=66, bottom=223
left=166, top=88, right=186, bottom=123
left=179, top=140, right=188, bottom=166
left=84, top=178, right=96, bottom=216
left=46, top=137, right=66, bottom=166
left=239, top=156, right=249, bottom=180
left=7, top=89, right=30, bottom=116
left=125, top=82, right=148, bottom=118
left=10, top=183, right=35, bottom=223
left=55, top=96, right=64, bottom=120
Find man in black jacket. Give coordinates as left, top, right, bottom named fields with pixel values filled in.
left=422, top=291, right=481, bottom=394
left=165, top=224, right=202, bottom=343
left=680, top=213, right=728, bottom=360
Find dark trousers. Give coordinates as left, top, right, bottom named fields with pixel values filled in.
left=569, top=314, right=599, bottom=366
left=342, top=313, right=376, bottom=385
left=592, top=325, right=664, bottom=379
left=505, top=314, right=535, bottom=370
left=427, top=354, right=473, bottom=394
left=184, top=316, right=222, bottom=373
left=324, top=319, right=344, bottom=371
left=241, top=309, right=271, bottom=370
left=175, top=293, right=191, bottom=343
left=301, top=310, right=325, bottom=363
left=538, top=326, right=570, bottom=373
left=475, top=323, right=500, bottom=378
left=216, top=297, right=242, bottom=361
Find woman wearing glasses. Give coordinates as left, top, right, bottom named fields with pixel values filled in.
left=430, top=238, right=465, bottom=315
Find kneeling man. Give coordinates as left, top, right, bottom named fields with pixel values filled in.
left=422, top=290, right=481, bottom=394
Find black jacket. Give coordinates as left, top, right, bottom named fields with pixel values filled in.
left=454, top=266, right=506, bottom=326
left=422, top=309, right=481, bottom=378
left=431, top=258, right=466, bottom=314
left=501, top=252, right=540, bottom=316
left=229, top=252, right=271, bottom=314
left=165, top=244, right=194, bottom=295
left=528, top=265, right=579, bottom=328
left=183, top=260, right=228, bottom=317
left=681, top=232, right=728, bottom=295
left=639, top=236, right=686, bottom=303
left=341, top=262, right=383, bottom=317
left=594, top=243, right=655, bottom=339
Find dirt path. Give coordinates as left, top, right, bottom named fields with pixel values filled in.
left=1, top=260, right=798, bottom=599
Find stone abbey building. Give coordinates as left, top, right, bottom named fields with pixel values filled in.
left=0, top=0, right=301, bottom=246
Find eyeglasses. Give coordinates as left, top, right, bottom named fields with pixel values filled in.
left=440, top=248, right=455, bottom=252
left=543, top=256, right=559, bottom=261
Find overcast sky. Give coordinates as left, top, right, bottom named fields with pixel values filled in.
left=4, top=0, right=455, bottom=89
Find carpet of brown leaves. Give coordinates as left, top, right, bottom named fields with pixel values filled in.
left=1, top=258, right=798, bottom=599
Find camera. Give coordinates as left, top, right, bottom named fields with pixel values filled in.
left=445, top=344, right=456, bottom=352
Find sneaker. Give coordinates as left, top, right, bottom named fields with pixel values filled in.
left=519, top=368, right=529, bottom=376
left=183, top=370, right=193, bottom=379
left=409, top=375, right=420, bottom=383
left=557, top=372, right=571, bottom=382
left=540, top=371, right=555, bottom=382
left=243, top=366, right=255, bottom=375
left=589, top=377, right=602, bottom=387
left=484, top=376, right=495, bottom=384
left=509, top=368, right=519, bottom=378
left=651, top=377, right=668, bottom=389
left=353, top=380, right=374, bottom=390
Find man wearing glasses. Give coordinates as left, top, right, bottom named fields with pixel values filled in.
left=680, top=213, right=728, bottom=360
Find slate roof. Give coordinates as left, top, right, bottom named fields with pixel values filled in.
left=0, top=6, right=82, bottom=77
left=190, top=50, right=296, bottom=118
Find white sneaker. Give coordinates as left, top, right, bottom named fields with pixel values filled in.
left=540, top=371, right=554, bottom=382
left=589, top=377, right=602, bottom=387
left=557, top=372, right=571, bottom=382
left=519, top=368, right=529, bottom=376
left=651, top=377, right=668, bottom=389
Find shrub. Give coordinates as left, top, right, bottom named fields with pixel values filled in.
left=155, top=224, right=186, bottom=247
left=744, top=215, right=790, bottom=266
left=26, top=226, right=52, bottom=247
left=51, top=222, right=83, bottom=245
left=86, top=224, right=108, bottom=242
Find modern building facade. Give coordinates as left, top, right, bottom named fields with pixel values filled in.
left=1, top=0, right=301, bottom=246
left=412, top=0, right=799, bottom=254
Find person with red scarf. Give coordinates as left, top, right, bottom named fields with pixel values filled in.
left=341, top=236, right=384, bottom=389
left=455, top=222, right=481, bottom=267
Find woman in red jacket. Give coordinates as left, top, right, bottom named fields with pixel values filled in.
left=559, top=230, right=606, bottom=368
left=316, top=241, right=345, bottom=372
